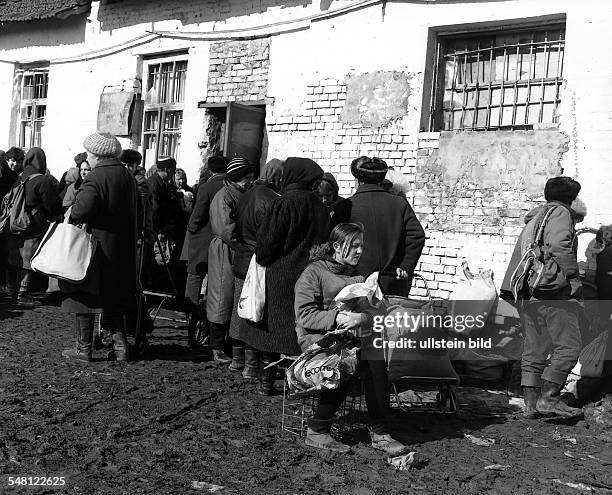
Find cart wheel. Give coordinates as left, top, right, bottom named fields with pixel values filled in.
left=438, top=387, right=457, bottom=414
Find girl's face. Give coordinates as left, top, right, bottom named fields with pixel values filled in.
left=80, top=162, right=91, bottom=180
left=175, top=173, right=186, bottom=188
left=333, top=233, right=363, bottom=266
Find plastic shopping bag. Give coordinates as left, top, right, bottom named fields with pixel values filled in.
left=448, top=261, right=498, bottom=335
left=333, top=272, right=384, bottom=311
left=237, top=254, right=266, bottom=322
left=574, top=330, right=609, bottom=378
left=286, top=337, right=359, bottom=396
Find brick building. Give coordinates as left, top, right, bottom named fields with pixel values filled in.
left=0, top=0, right=610, bottom=297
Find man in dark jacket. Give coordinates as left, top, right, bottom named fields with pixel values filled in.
left=184, top=155, right=229, bottom=348
left=334, top=156, right=425, bottom=296
left=120, top=149, right=150, bottom=241
left=501, top=176, right=583, bottom=418
left=6, top=147, right=62, bottom=306
left=62, top=132, right=137, bottom=362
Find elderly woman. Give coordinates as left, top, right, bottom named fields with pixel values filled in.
left=62, top=160, right=91, bottom=210
left=251, top=157, right=330, bottom=394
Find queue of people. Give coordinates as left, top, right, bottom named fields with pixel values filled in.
left=1, top=131, right=611, bottom=456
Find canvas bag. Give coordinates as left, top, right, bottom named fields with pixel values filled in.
left=510, top=206, right=568, bottom=301
left=30, top=211, right=95, bottom=283
left=0, top=173, right=42, bottom=235
left=237, top=254, right=266, bottom=322
left=286, top=337, right=359, bottom=396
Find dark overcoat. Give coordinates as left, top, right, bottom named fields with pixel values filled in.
left=61, top=158, right=137, bottom=313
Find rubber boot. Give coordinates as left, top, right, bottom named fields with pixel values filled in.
left=259, top=356, right=280, bottom=396
left=229, top=345, right=245, bottom=372
left=522, top=386, right=541, bottom=419
left=62, top=315, right=93, bottom=362
left=305, top=418, right=350, bottom=453
left=242, top=348, right=260, bottom=380
left=536, top=380, right=583, bottom=417
left=112, top=332, right=129, bottom=362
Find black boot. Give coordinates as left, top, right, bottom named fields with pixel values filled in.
left=62, top=314, right=93, bottom=362
left=259, top=356, right=280, bottom=396
left=522, top=386, right=541, bottom=419
left=106, top=313, right=130, bottom=362
left=229, top=345, right=245, bottom=372
left=536, top=380, right=582, bottom=417
left=243, top=348, right=259, bottom=380
left=209, top=322, right=231, bottom=363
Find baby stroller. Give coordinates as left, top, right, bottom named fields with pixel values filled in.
left=378, top=272, right=459, bottom=414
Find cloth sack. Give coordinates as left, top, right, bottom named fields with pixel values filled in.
left=448, top=261, right=498, bottom=336
left=30, top=212, right=95, bottom=283
left=237, top=254, right=266, bottom=322
left=573, top=329, right=609, bottom=379
left=286, top=336, right=359, bottom=396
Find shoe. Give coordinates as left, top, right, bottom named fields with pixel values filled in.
left=111, top=332, right=129, bottom=362
left=370, top=432, right=410, bottom=456
left=536, top=380, right=583, bottom=418
left=17, top=294, right=41, bottom=307
left=61, top=348, right=92, bottom=362
left=305, top=428, right=350, bottom=453
left=522, top=386, right=541, bottom=419
left=229, top=346, right=245, bottom=372
left=212, top=349, right=232, bottom=364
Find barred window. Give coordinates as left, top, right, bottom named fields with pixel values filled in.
left=142, top=56, right=187, bottom=166
left=431, top=26, right=565, bottom=131
left=19, top=69, right=49, bottom=148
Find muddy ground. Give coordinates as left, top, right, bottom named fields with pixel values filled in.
left=1, top=297, right=612, bottom=495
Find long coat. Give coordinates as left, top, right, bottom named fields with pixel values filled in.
left=60, top=158, right=137, bottom=313
left=206, top=182, right=243, bottom=324
left=186, top=173, right=225, bottom=275
left=249, top=183, right=330, bottom=355
left=334, top=183, right=425, bottom=296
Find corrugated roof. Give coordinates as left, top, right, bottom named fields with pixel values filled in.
left=0, top=0, right=91, bottom=22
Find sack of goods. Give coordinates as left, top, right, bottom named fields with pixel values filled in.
left=30, top=213, right=95, bottom=283
left=448, top=261, right=498, bottom=336
left=286, top=337, right=360, bottom=397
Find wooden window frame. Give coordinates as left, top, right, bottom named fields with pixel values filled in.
left=17, top=67, right=49, bottom=149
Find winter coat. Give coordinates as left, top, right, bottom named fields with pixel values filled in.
left=20, top=162, right=63, bottom=239
left=294, top=256, right=364, bottom=351
left=147, top=173, right=185, bottom=240
left=500, top=201, right=581, bottom=299
left=206, top=182, right=244, bottom=324
left=333, top=183, right=425, bottom=296
left=133, top=166, right=152, bottom=235
left=233, top=181, right=280, bottom=280
left=186, top=173, right=225, bottom=275
left=0, top=160, right=17, bottom=199
left=60, top=158, right=137, bottom=313
left=596, top=245, right=612, bottom=301
left=249, top=158, right=330, bottom=355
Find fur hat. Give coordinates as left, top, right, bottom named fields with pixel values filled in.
left=207, top=155, right=230, bottom=174
left=83, top=132, right=122, bottom=158
left=350, top=156, right=388, bottom=184
left=544, top=176, right=581, bottom=205
left=120, top=149, right=142, bottom=166
left=226, top=156, right=255, bottom=182
left=156, top=156, right=177, bottom=170
left=74, top=152, right=88, bottom=166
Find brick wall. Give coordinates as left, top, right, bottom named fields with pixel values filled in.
left=206, top=39, right=270, bottom=104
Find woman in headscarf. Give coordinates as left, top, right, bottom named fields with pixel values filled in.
left=315, top=172, right=343, bottom=219
left=6, top=147, right=62, bottom=306
left=62, top=160, right=91, bottom=211
left=248, top=157, right=330, bottom=394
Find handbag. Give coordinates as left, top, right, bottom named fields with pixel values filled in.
left=237, top=254, right=266, bottom=322
left=30, top=210, right=95, bottom=283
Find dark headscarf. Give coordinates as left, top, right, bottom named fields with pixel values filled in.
left=23, top=147, right=47, bottom=174
left=282, top=157, right=323, bottom=192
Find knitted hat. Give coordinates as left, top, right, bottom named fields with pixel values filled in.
left=350, top=156, right=388, bottom=184
left=156, top=156, right=177, bottom=170
left=83, top=132, right=122, bottom=158
left=207, top=155, right=230, bottom=174
left=544, top=176, right=581, bottom=205
left=120, top=149, right=142, bottom=165
left=74, top=152, right=88, bottom=166
left=226, top=156, right=255, bottom=182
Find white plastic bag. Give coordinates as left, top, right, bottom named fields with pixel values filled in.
left=30, top=213, right=95, bottom=283
left=448, top=261, right=498, bottom=335
left=333, top=272, right=383, bottom=310
left=237, top=254, right=266, bottom=322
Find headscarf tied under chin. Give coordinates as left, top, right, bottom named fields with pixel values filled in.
left=23, top=147, right=47, bottom=174
left=281, top=157, right=323, bottom=192
left=64, top=167, right=80, bottom=185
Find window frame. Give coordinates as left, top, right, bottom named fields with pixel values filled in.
left=425, top=19, right=566, bottom=132
left=141, top=52, right=188, bottom=167
left=17, top=67, right=49, bottom=149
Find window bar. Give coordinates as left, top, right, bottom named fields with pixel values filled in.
left=474, top=41, right=481, bottom=129
left=511, top=44, right=520, bottom=128
left=524, top=34, right=535, bottom=126
left=449, top=53, right=458, bottom=130
left=538, top=32, right=550, bottom=123
left=553, top=34, right=564, bottom=122
left=485, top=41, right=494, bottom=129
left=459, top=50, right=468, bottom=130
left=498, top=45, right=508, bottom=128
left=429, top=42, right=441, bottom=131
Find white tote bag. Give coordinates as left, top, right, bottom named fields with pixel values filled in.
left=237, top=254, right=266, bottom=322
left=30, top=213, right=95, bottom=283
